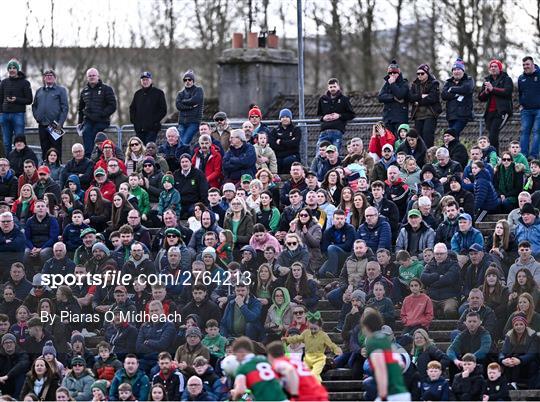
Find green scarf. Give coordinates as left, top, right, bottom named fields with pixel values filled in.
left=272, top=287, right=291, bottom=326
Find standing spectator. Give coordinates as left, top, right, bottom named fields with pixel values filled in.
left=0, top=159, right=17, bottom=202
left=211, top=111, right=231, bottom=151
left=316, top=78, right=355, bottom=154
left=248, top=106, right=271, bottom=138
left=129, top=71, right=167, bottom=145
left=269, top=108, right=301, bottom=174
left=441, top=58, right=475, bottom=136
left=78, top=68, right=117, bottom=158
left=478, top=59, right=513, bottom=153
left=518, top=56, right=540, bottom=158
left=409, top=64, right=442, bottom=148
left=176, top=69, right=204, bottom=146
left=173, top=154, right=209, bottom=218
left=0, top=59, right=32, bottom=156
left=378, top=60, right=409, bottom=135
left=32, top=69, right=68, bottom=159
left=222, top=129, right=256, bottom=184
left=23, top=199, right=60, bottom=269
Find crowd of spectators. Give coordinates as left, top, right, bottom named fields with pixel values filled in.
left=0, top=54, right=539, bottom=401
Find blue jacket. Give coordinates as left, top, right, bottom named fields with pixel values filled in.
left=450, top=227, right=484, bottom=254
left=421, top=378, right=450, bottom=402
left=321, top=223, right=356, bottom=253
left=515, top=216, right=540, bottom=256
left=62, top=222, right=89, bottom=251
left=357, top=216, right=392, bottom=252
left=220, top=295, right=262, bottom=338
left=447, top=327, right=492, bottom=361
left=175, top=85, right=204, bottom=124
left=136, top=321, right=176, bottom=354
left=518, top=65, right=540, bottom=110
left=42, top=257, right=76, bottom=276
left=222, top=143, right=257, bottom=181
left=109, top=368, right=150, bottom=401
left=66, top=174, right=85, bottom=201
left=0, top=226, right=25, bottom=268
left=473, top=169, right=499, bottom=213
left=462, top=162, right=493, bottom=191
left=24, top=214, right=60, bottom=249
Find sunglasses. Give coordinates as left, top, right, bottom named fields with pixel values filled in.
left=215, top=118, right=225, bottom=122
left=417, top=72, right=426, bottom=76
left=502, top=158, right=512, bottom=161
left=286, top=242, right=298, bottom=246
left=108, top=164, right=118, bottom=167
left=382, top=149, right=392, bottom=152
left=249, top=115, right=260, bottom=118
left=183, top=78, right=193, bottom=82
left=73, top=363, right=85, bottom=367
left=143, top=163, right=153, bottom=167
left=293, top=311, right=304, bottom=315
left=299, top=213, right=309, bottom=217
left=166, top=234, right=178, bottom=238
left=130, top=143, right=141, bottom=147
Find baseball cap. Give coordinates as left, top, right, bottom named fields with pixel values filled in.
left=469, top=243, right=483, bottom=252
left=80, top=227, right=96, bottom=238
left=407, top=209, right=421, bottom=218
left=37, top=166, right=50, bottom=175
left=382, top=143, right=393, bottom=152
left=420, top=180, right=434, bottom=188
left=94, top=167, right=106, bottom=177
left=458, top=213, right=472, bottom=221
left=140, top=71, right=152, bottom=79
left=326, top=145, right=338, bottom=153
left=241, top=174, right=253, bottom=183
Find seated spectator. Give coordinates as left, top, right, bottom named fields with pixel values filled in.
left=82, top=188, right=111, bottom=234
left=435, top=200, right=460, bottom=247
left=447, top=312, right=492, bottom=372
left=276, top=232, right=309, bottom=276
left=377, top=247, right=399, bottom=279
left=446, top=174, right=475, bottom=217
left=504, top=293, right=540, bottom=333
left=174, top=154, right=209, bottom=218
left=514, top=202, right=540, bottom=257
left=137, top=141, right=168, bottom=174
left=245, top=179, right=263, bottom=214
left=222, top=197, right=253, bottom=254
left=396, top=209, right=436, bottom=258
left=399, top=156, right=422, bottom=192
left=421, top=243, right=460, bottom=318
left=282, top=262, right=319, bottom=312
left=397, top=129, right=427, bottom=168
left=91, top=132, right=125, bottom=163
left=507, top=240, right=540, bottom=289
left=222, top=129, right=256, bottom=184
left=462, top=145, right=494, bottom=192
left=94, top=139, right=127, bottom=176
left=0, top=159, right=18, bottom=202
left=499, top=313, right=540, bottom=389
left=508, top=192, right=531, bottom=232
left=485, top=219, right=516, bottom=265
left=369, top=180, right=400, bottom=239
left=192, top=134, right=222, bottom=189
left=108, top=194, right=133, bottom=233
left=18, top=159, right=39, bottom=196
left=420, top=360, right=450, bottom=402
left=456, top=289, right=498, bottom=339
left=420, top=163, right=443, bottom=194
left=290, top=207, right=323, bottom=271
left=42, top=150, right=63, bottom=189
left=5, top=262, right=32, bottom=301
left=19, top=357, right=60, bottom=401
left=442, top=128, right=468, bottom=170
left=362, top=261, right=393, bottom=299
left=385, top=165, right=410, bottom=219
left=124, top=136, right=146, bottom=175
left=462, top=244, right=502, bottom=297
left=450, top=213, right=484, bottom=256
left=92, top=341, right=122, bottom=383
left=103, top=308, right=138, bottom=358
left=138, top=157, right=163, bottom=207
left=106, top=157, right=128, bottom=190
left=471, top=160, right=500, bottom=218
left=400, top=279, right=433, bottom=339
left=357, top=206, right=392, bottom=254
left=23, top=199, right=60, bottom=269
left=451, top=353, right=486, bottom=402
left=508, top=141, right=530, bottom=174
left=158, top=127, right=189, bottom=173
left=8, top=135, right=38, bottom=178
left=494, top=151, right=525, bottom=212
left=484, top=362, right=511, bottom=402
left=182, top=375, right=215, bottom=401
left=366, top=282, right=395, bottom=327
left=319, top=209, right=356, bottom=278
left=151, top=352, right=184, bottom=402
left=219, top=283, right=263, bottom=341
left=433, top=147, right=463, bottom=192
left=61, top=356, right=94, bottom=401
left=411, top=329, right=449, bottom=381
left=370, top=143, right=397, bottom=183
left=264, top=287, right=294, bottom=342
left=392, top=251, right=424, bottom=303
left=524, top=159, right=540, bottom=193
left=109, top=355, right=150, bottom=401
left=43, top=242, right=76, bottom=277
left=10, top=183, right=35, bottom=225
left=60, top=143, right=94, bottom=189
left=508, top=267, right=540, bottom=312
left=480, top=266, right=510, bottom=337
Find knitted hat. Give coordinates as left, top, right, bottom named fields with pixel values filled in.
left=279, top=108, right=293, bottom=120
left=248, top=107, right=262, bottom=118
left=202, top=247, right=216, bottom=260
left=520, top=202, right=538, bottom=216
left=183, top=70, right=195, bottom=81
left=179, top=153, right=192, bottom=162
left=92, top=242, right=110, bottom=256
left=91, top=380, right=108, bottom=395
left=94, top=167, right=106, bottom=177
left=142, top=156, right=155, bottom=166
left=351, top=289, right=366, bottom=303
left=397, top=124, right=410, bottom=134
left=71, top=356, right=86, bottom=367
left=94, top=132, right=108, bottom=144
left=452, top=58, right=465, bottom=72
left=443, top=128, right=457, bottom=138
left=42, top=340, right=57, bottom=357
left=32, top=274, right=43, bottom=287
left=71, top=333, right=85, bottom=345
left=7, top=59, right=20, bottom=71
left=13, top=135, right=26, bottom=145
left=512, top=312, right=528, bottom=327
left=164, top=227, right=181, bottom=237
left=489, top=59, right=503, bottom=72
left=417, top=64, right=430, bottom=74
left=186, top=327, right=202, bottom=338
left=162, top=174, right=175, bottom=186
left=1, top=333, right=16, bottom=344
left=80, top=227, right=96, bottom=239
left=387, top=59, right=400, bottom=73
left=100, top=139, right=114, bottom=151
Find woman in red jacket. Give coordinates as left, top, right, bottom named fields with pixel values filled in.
left=368, top=122, right=396, bottom=160
left=400, top=278, right=434, bottom=336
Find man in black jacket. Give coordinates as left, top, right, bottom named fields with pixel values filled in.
left=0, top=59, right=33, bottom=156
left=78, top=68, right=117, bottom=158
left=173, top=154, right=209, bottom=218
left=0, top=333, right=30, bottom=397
left=378, top=60, right=409, bottom=135
left=316, top=78, right=355, bottom=156
left=181, top=284, right=222, bottom=327
left=0, top=159, right=17, bottom=202
left=441, top=58, right=474, bottom=137
left=443, top=128, right=468, bottom=170
left=61, top=143, right=95, bottom=189
left=176, top=70, right=204, bottom=146
left=129, top=71, right=167, bottom=145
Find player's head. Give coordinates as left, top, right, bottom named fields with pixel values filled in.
left=360, top=309, right=383, bottom=336
left=231, top=336, right=254, bottom=361
left=266, top=341, right=286, bottom=363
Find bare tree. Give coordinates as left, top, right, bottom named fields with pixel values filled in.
left=390, top=0, right=404, bottom=60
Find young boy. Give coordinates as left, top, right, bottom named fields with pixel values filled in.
left=478, top=136, right=499, bottom=168
left=254, top=132, right=278, bottom=173
left=483, top=362, right=510, bottom=401
left=118, top=382, right=136, bottom=401
left=524, top=159, right=540, bottom=193
left=158, top=174, right=181, bottom=220
left=62, top=210, right=89, bottom=251
left=128, top=173, right=150, bottom=221
left=421, top=361, right=450, bottom=401
left=508, top=141, right=531, bottom=174
left=393, top=250, right=424, bottom=303
left=93, top=341, right=122, bottom=384
left=202, top=319, right=228, bottom=361
left=109, top=231, right=121, bottom=250
left=451, top=353, right=486, bottom=401
left=396, top=151, right=407, bottom=170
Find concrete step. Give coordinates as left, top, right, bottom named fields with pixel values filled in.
left=321, top=319, right=458, bottom=332
left=323, top=380, right=363, bottom=391
left=327, top=391, right=365, bottom=401
left=510, top=389, right=540, bottom=401
left=486, top=214, right=507, bottom=222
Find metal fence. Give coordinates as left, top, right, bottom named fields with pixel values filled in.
left=20, top=113, right=520, bottom=164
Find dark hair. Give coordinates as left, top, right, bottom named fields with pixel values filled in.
left=319, top=140, right=331, bottom=148
left=192, top=284, right=207, bottom=293
left=45, top=148, right=61, bottom=166
left=466, top=311, right=481, bottom=320
left=523, top=56, right=534, bottom=63
left=23, top=159, right=36, bottom=167
left=334, top=209, right=345, bottom=216
left=462, top=353, right=476, bottom=363
left=85, top=187, right=107, bottom=216
left=206, top=319, right=219, bottom=328
left=327, top=78, right=339, bottom=85
left=118, top=224, right=134, bottom=235
left=371, top=180, right=385, bottom=189
left=512, top=268, right=536, bottom=294
left=266, top=341, right=286, bottom=357
left=361, top=310, right=383, bottom=332
left=158, top=351, right=172, bottom=360
left=232, top=336, right=254, bottom=353
left=253, top=223, right=266, bottom=233
left=285, top=262, right=313, bottom=299
left=97, top=341, right=111, bottom=350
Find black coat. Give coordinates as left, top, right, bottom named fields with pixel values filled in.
left=378, top=73, right=410, bottom=124
left=129, top=85, right=167, bottom=132
left=0, top=170, right=18, bottom=200
left=173, top=168, right=209, bottom=210
left=478, top=72, right=514, bottom=117
left=176, top=85, right=204, bottom=124
left=441, top=74, right=475, bottom=121
left=409, top=75, right=442, bottom=119
left=414, top=344, right=450, bottom=381
left=316, top=91, right=355, bottom=133
left=181, top=299, right=222, bottom=327
left=7, top=146, right=38, bottom=177
left=397, top=138, right=427, bottom=167
left=445, top=138, right=468, bottom=170
left=78, top=79, right=117, bottom=124
left=270, top=123, right=301, bottom=159
left=60, top=157, right=95, bottom=189
left=0, top=71, right=33, bottom=113
left=20, top=372, right=60, bottom=401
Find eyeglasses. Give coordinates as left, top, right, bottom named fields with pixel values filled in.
left=286, top=242, right=298, bottom=246
left=502, top=158, right=512, bottom=161
left=417, top=72, right=426, bottom=76
left=294, top=311, right=304, bottom=315
left=108, top=164, right=118, bottom=168
left=231, top=202, right=242, bottom=206
left=382, top=149, right=392, bottom=153
left=299, top=213, right=309, bottom=217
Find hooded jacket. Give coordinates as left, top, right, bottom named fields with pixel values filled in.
left=420, top=251, right=461, bottom=300
left=109, top=368, right=150, bottom=401
left=0, top=169, right=17, bottom=200
left=317, top=90, right=356, bottom=133
left=188, top=212, right=222, bottom=253
left=264, top=287, right=293, bottom=330
left=473, top=168, right=500, bottom=213
left=378, top=73, right=410, bottom=124
left=397, top=137, right=427, bottom=168
left=478, top=71, right=514, bottom=116
left=61, top=369, right=95, bottom=401
left=66, top=174, right=85, bottom=200
left=0, top=71, right=33, bottom=113
left=78, top=79, right=117, bottom=124
left=519, top=64, right=540, bottom=109
left=441, top=73, right=475, bottom=121
left=222, top=142, right=257, bottom=181
left=192, top=144, right=222, bottom=188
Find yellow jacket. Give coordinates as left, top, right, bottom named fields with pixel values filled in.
left=284, top=329, right=342, bottom=355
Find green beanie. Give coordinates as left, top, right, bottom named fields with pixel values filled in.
left=7, top=59, right=20, bottom=71
left=91, top=380, right=108, bottom=395
left=162, top=174, right=175, bottom=186
left=397, top=123, right=410, bottom=133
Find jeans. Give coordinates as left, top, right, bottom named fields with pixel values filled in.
left=447, top=119, right=468, bottom=137
left=178, top=122, right=199, bottom=145
left=82, top=120, right=109, bottom=158
left=317, top=129, right=343, bottom=156
left=318, top=245, right=349, bottom=277
left=415, top=117, right=437, bottom=148
left=1, top=112, right=25, bottom=154
left=23, top=247, right=53, bottom=274
left=136, top=130, right=159, bottom=145
left=39, top=124, right=63, bottom=160
left=520, top=108, right=540, bottom=157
